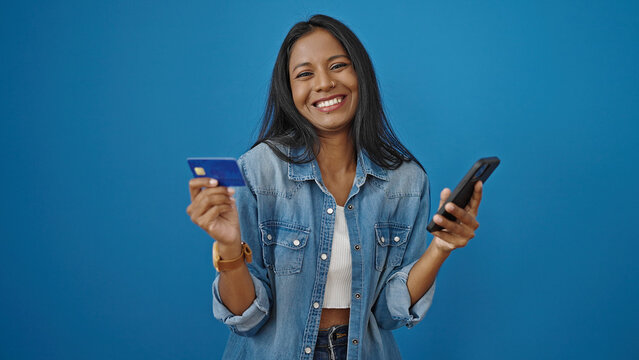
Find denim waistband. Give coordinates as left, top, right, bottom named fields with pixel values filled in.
left=315, top=325, right=349, bottom=348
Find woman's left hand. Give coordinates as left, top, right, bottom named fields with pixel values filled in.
left=430, top=181, right=483, bottom=253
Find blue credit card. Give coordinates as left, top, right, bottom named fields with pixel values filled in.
left=187, top=157, right=246, bottom=187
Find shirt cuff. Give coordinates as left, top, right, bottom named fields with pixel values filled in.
left=212, top=272, right=270, bottom=336
left=385, top=260, right=436, bottom=329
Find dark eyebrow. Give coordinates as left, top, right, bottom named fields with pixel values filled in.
left=291, top=54, right=350, bottom=72
left=328, top=54, right=350, bottom=62
left=292, top=62, right=311, bottom=72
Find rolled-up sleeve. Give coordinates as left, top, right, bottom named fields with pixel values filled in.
left=373, top=169, right=435, bottom=330
left=373, top=260, right=436, bottom=329
left=212, top=272, right=270, bottom=336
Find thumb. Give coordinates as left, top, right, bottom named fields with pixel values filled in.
left=438, top=188, right=451, bottom=210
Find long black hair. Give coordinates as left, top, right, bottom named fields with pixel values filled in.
left=254, top=14, right=421, bottom=170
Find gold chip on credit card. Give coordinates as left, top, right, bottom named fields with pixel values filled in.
left=194, top=167, right=206, bottom=176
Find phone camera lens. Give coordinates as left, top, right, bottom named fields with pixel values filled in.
left=475, top=164, right=488, bottom=178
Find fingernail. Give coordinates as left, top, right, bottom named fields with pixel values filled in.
left=434, top=215, right=442, bottom=223
left=209, top=179, right=218, bottom=186
left=446, top=203, right=455, bottom=212
left=227, top=187, right=235, bottom=194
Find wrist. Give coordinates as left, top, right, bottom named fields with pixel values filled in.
left=217, top=241, right=243, bottom=260
left=428, top=239, right=452, bottom=260
left=213, top=241, right=253, bottom=273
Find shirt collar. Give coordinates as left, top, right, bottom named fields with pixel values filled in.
left=287, top=145, right=389, bottom=182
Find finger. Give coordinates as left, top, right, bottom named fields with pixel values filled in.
left=195, top=185, right=233, bottom=198
left=444, top=202, right=479, bottom=230
left=193, top=186, right=233, bottom=208
left=467, top=181, right=483, bottom=216
left=191, top=192, right=233, bottom=218
left=189, top=177, right=219, bottom=202
left=190, top=191, right=231, bottom=219
left=198, top=204, right=234, bottom=231
left=433, top=213, right=475, bottom=239
left=438, top=188, right=451, bottom=210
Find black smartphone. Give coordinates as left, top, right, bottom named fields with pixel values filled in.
left=427, top=157, right=500, bottom=233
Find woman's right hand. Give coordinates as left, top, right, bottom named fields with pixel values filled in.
left=186, top=178, right=241, bottom=248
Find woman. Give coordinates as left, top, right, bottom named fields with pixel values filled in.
left=186, top=15, right=482, bottom=360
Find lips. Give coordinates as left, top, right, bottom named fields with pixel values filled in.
left=313, top=94, right=346, bottom=112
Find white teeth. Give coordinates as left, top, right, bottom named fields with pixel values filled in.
left=316, top=97, right=343, bottom=108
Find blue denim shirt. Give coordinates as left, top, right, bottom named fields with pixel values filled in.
left=212, top=143, right=436, bottom=360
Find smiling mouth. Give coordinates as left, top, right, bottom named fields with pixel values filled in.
left=313, top=95, right=346, bottom=112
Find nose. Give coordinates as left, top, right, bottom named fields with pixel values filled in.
left=313, top=70, right=333, bottom=92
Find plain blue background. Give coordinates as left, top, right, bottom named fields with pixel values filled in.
left=2, top=1, right=638, bottom=359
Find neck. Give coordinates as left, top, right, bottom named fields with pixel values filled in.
left=315, top=131, right=357, bottom=175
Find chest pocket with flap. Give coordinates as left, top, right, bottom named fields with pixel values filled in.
left=259, top=221, right=310, bottom=275
left=374, top=222, right=411, bottom=271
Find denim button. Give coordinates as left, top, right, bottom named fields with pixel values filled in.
left=347, top=204, right=354, bottom=210
left=321, top=253, right=328, bottom=260
left=354, top=244, right=360, bottom=251
left=267, top=234, right=272, bottom=240
left=394, top=236, right=400, bottom=242
left=354, top=293, right=361, bottom=299
left=352, top=339, right=359, bottom=345
left=304, top=346, right=312, bottom=354
left=293, top=239, right=300, bottom=246
left=380, top=237, right=385, bottom=243
left=313, top=302, right=320, bottom=309
left=326, top=208, right=334, bottom=214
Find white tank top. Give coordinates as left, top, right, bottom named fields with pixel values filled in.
left=322, top=205, right=352, bottom=308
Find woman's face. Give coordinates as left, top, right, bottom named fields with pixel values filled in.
left=288, top=28, right=359, bottom=137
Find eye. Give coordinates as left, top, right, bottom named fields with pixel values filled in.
left=330, top=63, right=348, bottom=70
left=295, top=71, right=312, bottom=79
